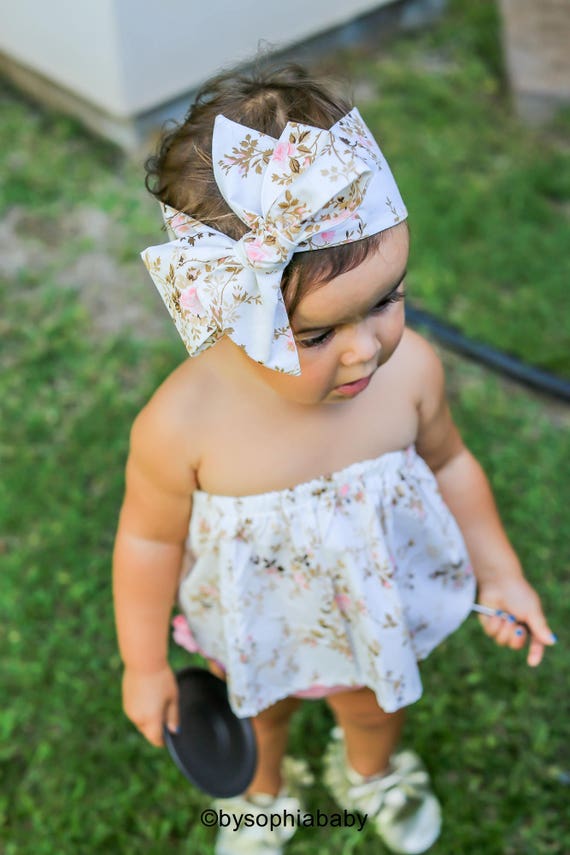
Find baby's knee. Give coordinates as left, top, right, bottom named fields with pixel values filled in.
left=326, top=687, right=403, bottom=729
left=253, top=696, right=302, bottom=732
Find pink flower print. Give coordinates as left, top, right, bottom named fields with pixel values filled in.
left=335, top=593, right=352, bottom=612
left=283, top=325, right=298, bottom=352
left=273, top=142, right=287, bottom=163
left=319, top=230, right=336, bottom=243
left=240, top=634, right=255, bottom=661
left=244, top=237, right=271, bottom=264
left=293, top=571, right=309, bottom=590
left=338, top=483, right=350, bottom=498
left=172, top=614, right=200, bottom=653
left=273, top=142, right=296, bottom=163
left=409, top=498, right=426, bottom=520
left=198, top=584, right=218, bottom=600
left=179, top=285, right=206, bottom=316
left=169, top=212, right=194, bottom=235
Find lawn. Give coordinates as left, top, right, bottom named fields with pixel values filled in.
left=1, top=0, right=570, bottom=852
left=324, top=0, right=570, bottom=379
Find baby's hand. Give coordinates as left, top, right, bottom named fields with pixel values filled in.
left=122, top=665, right=179, bottom=747
left=476, top=578, right=557, bottom=667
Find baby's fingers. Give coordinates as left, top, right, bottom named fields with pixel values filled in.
left=524, top=611, right=557, bottom=668
left=165, top=698, right=180, bottom=736
left=492, top=616, right=527, bottom=650
left=526, top=611, right=557, bottom=647
left=507, top=623, right=527, bottom=651
left=135, top=716, right=166, bottom=748
left=494, top=624, right=544, bottom=666
left=479, top=608, right=557, bottom=666
left=479, top=612, right=521, bottom=645
left=527, top=636, right=545, bottom=668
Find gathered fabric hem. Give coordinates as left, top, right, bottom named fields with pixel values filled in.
left=176, top=444, right=476, bottom=718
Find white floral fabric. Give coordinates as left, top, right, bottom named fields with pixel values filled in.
left=176, top=445, right=476, bottom=718
left=141, top=108, right=407, bottom=375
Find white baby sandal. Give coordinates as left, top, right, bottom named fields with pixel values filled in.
left=323, top=726, right=442, bottom=854
left=212, top=756, right=314, bottom=855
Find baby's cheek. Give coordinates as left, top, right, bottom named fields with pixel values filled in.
left=380, top=311, right=405, bottom=359
left=299, top=354, right=335, bottom=389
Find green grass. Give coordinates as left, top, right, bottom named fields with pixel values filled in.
left=2, top=285, right=569, bottom=853
left=2, top=1, right=570, bottom=852
left=338, top=0, right=570, bottom=378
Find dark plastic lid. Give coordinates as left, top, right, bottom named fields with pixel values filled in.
left=163, top=667, right=257, bottom=798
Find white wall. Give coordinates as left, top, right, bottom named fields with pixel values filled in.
left=0, top=0, right=395, bottom=119
left=0, top=0, right=125, bottom=114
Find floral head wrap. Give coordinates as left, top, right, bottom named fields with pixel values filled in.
left=141, top=108, right=407, bottom=375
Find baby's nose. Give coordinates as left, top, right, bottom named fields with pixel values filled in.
left=341, top=319, right=381, bottom=365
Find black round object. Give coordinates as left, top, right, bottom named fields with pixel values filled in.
left=163, top=666, right=257, bottom=798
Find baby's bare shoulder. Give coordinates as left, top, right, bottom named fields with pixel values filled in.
left=120, top=360, right=209, bottom=539
left=387, top=327, right=443, bottom=395
left=132, top=358, right=210, bottom=473
left=398, top=326, right=440, bottom=363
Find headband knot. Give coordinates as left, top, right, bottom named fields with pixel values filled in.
left=235, top=219, right=296, bottom=274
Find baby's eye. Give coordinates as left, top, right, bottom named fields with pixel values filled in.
left=371, top=289, right=406, bottom=314
left=298, top=329, right=334, bottom=349
left=297, top=287, right=405, bottom=350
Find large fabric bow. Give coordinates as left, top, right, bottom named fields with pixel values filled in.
left=141, top=108, right=407, bottom=375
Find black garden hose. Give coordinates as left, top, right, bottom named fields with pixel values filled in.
left=406, top=305, right=570, bottom=404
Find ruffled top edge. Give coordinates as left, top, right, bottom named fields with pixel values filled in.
left=192, top=443, right=417, bottom=511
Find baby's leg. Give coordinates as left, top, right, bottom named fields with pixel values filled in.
left=205, top=658, right=301, bottom=796
left=205, top=658, right=226, bottom=680
left=325, top=686, right=405, bottom=777
left=247, top=696, right=302, bottom=796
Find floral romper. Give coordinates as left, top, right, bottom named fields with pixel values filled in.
left=173, top=445, right=476, bottom=719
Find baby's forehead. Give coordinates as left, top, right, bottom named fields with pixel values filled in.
left=292, top=229, right=408, bottom=328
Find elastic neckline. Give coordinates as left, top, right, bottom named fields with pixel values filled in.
left=193, top=444, right=414, bottom=503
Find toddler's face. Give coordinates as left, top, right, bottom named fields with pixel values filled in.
left=250, top=222, right=409, bottom=406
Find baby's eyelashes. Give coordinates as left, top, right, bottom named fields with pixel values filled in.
left=297, top=288, right=406, bottom=350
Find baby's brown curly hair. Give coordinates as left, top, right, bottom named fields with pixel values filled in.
left=145, top=63, right=392, bottom=318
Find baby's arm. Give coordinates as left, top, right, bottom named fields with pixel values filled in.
left=412, top=333, right=556, bottom=667
left=113, top=396, right=197, bottom=747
